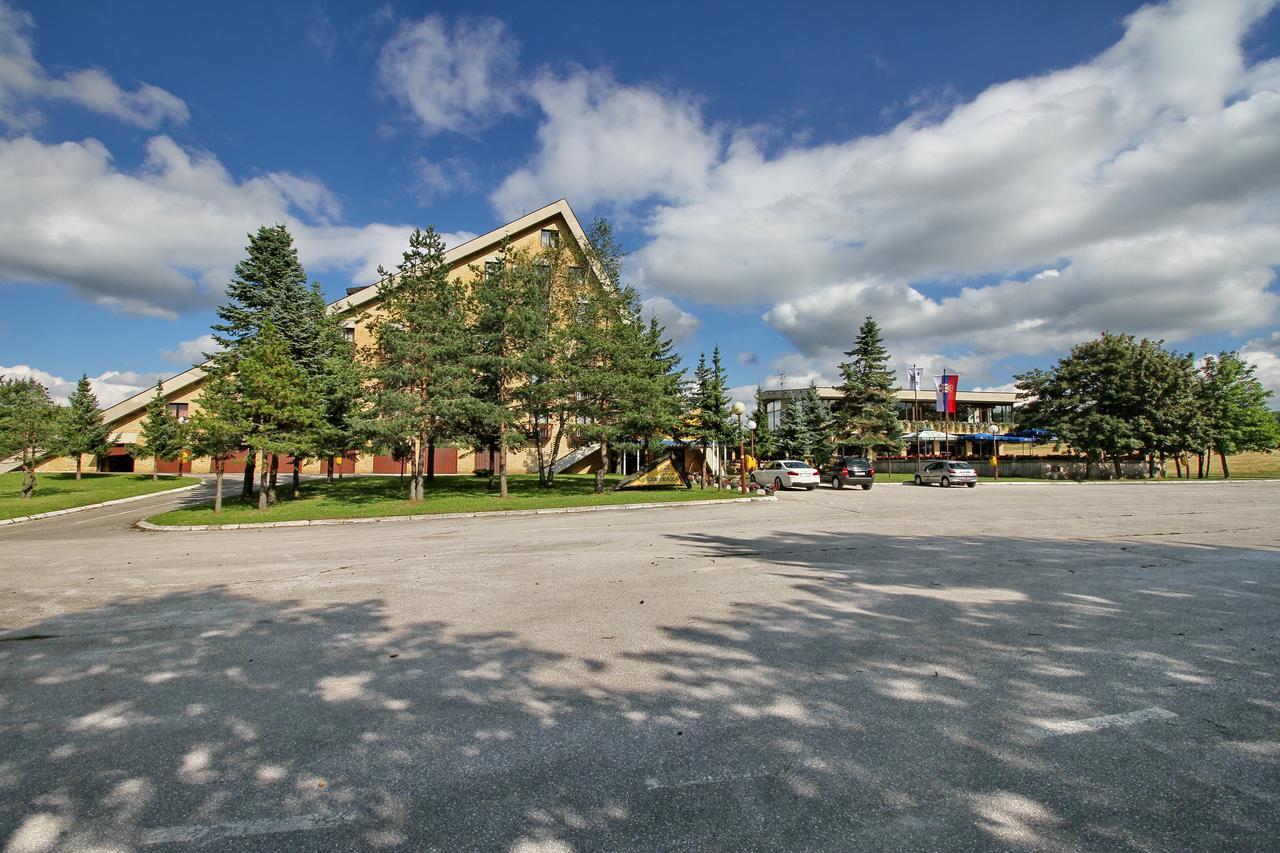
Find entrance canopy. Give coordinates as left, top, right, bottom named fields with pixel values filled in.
left=958, top=432, right=1036, bottom=443
left=901, top=430, right=956, bottom=441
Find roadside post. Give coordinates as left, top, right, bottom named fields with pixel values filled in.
left=732, top=401, right=747, bottom=494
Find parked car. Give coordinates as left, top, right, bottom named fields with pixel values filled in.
left=750, top=459, right=820, bottom=491
left=915, top=460, right=978, bottom=488
left=822, top=456, right=875, bottom=490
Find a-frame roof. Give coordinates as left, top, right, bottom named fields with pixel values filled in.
left=101, top=199, right=591, bottom=431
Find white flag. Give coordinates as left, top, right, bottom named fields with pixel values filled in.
left=907, top=367, right=923, bottom=391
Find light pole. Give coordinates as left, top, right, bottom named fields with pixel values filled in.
left=747, top=419, right=757, bottom=462
left=732, top=401, right=746, bottom=494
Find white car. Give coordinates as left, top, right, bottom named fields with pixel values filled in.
left=750, top=459, right=820, bottom=491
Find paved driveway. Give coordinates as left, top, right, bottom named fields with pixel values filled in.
left=1, top=480, right=1277, bottom=850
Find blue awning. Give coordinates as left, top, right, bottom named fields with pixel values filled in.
left=958, top=433, right=1036, bottom=442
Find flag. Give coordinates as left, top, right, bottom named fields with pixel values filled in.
left=933, top=373, right=959, bottom=413
left=907, top=367, right=923, bottom=391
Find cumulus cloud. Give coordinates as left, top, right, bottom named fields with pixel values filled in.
left=163, top=334, right=220, bottom=367
left=492, top=68, right=721, bottom=217
left=1241, top=330, right=1280, bottom=398
left=377, top=14, right=521, bottom=137
left=0, top=134, right=472, bottom=317
left=0, top=1, right=188, bottom=129
left=0, top=364, right=167, bottom=407
left=484, top=0, right=1279, bottom=372
left=640, top=296, right=700, bottom=344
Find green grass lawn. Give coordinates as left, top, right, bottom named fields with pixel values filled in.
left=0, top=472, right=200, bottom=520
left=147, top=474, right=749, bottom=526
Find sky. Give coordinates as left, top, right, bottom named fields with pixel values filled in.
left=1, top=0, right=1278, bottom=409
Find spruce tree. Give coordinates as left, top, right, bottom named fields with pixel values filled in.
left=211, top=224, right=313, bottom=498
left=750, top=386, right=775, bottom=461
left=0, top=377, right=60, bottom=498
left=800, top=383, right=836, bottom=465
left=364, top=228, right=478, bottom=501
left=59, top=374, right=109, bottom=479
left=236, top=320, right=319, bottom=509
left=187, top=371, right=246, bottom=512
left=836, top=316, right=902, bottom=457
left=137, top=382, right=184, bottom=481
left=774, top=392, right=813, bottom=460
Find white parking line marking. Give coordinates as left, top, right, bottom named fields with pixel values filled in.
left=139, top=812, right=355, bottom=845
left=645, top=768, right=774, bottom=790
left=1032, top=706, right=1178, bottom=737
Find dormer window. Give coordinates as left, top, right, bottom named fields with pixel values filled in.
left=540, top=228, right=558, bottom=248
left=342, top=325, right=356, bottom=343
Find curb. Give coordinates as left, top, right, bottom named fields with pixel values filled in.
left=0, top=482, right=204, bottom=527
left=136, top=494, right=778, bottom=532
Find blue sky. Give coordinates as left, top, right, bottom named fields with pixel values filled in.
left=1, top=0, right=1278, bottom=406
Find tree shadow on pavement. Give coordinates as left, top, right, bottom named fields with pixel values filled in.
left=1, top=528, right=1277, bottom=850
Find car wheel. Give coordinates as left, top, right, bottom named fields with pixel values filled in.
left=914, top=474, right=923, bottom=486
left=832, top=476, right=843, bottom=490
left=774, top=477, right=784, bottom=491
left=967, top=481, right=977, bottom=488
left=941, top=476, right=951, bottom=488
left=748, top=473, right=756, bottom=485
left=861, top=483, right=872, bottom=490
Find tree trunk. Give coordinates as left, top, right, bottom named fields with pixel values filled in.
left=21, top=465, right=35, bottom=499
left=1219, top=450, right=1230, bottom=479
left=410, top=437, right=424, bottom=502
left=267, top=453, right=279, bottom=505
left=1085, top=457, right=1094, bottom=480
left=1174, top=454, right=1182, bottom=479
left=427, top=437, right=436, bottom=484
left=291, top=458, right=300, bottom=499
left=499, top=430, right=509, bottom=498
left=594, top=437, right=608, bottom=494
left=152, top=454, right=159, bottom=481
left=243, top=450, right=256, bottom=498
left=486, top=444, right=495, bottom=491
left=1112, top=457, right=1122, bottom=479
left=1147, top=454, right=1156, bottom=479
left=700, top=441, right=707, bottom=490
left=547, top=415, right=567, bottom=487
left=257, top=450, right=269, bottom=511
left=214, top=462, right=224, bottom=514
left=1197, top=451, right=1205, bottom=479
left=75, top=455, right=82, bottom=481
left=327, top=457, right=334, bottom=484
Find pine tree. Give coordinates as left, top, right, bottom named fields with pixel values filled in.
left=235, top=320, right=319, bottom=509
left=186, top=371, right=246, bottom=513
left=835, top=316, right=902, bottom=457
left=623, top=316, right=686, bottom=465
left=750, top=386, right=775, bottom=461
left=774, top=392, right=813, bottom=460
left=137, top=382, right=184, bottom=482
left=211, top=224, right=313, bottom=498
left=363, top=228, right=478, bottom=502
left=0, top=377, right=60, bottom=498
left=800, top=383, right=835, bottom=465
left=59, top=374, right=109, bottom=480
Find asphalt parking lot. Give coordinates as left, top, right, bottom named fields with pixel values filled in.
left=1, top=479, right=1277, bottom=850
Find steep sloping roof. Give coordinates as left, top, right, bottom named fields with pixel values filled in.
left=100, top=198, right=590, bottom=431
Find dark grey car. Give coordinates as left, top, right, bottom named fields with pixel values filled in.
left=914, top=460, right=978, bottom=488
left=822, top=456, right=875, bottom=490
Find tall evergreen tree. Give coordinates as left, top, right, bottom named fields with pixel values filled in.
left=0, top=377, right=60, bottom=498
left=750, top=386, right=775, bottom=461
left=835, top=316, right=901, bottom=457
left=364, top=227, right=478, bottom=502
left=236, top=320, right=319, bottom=509
left=186, top=371, right=246, bottom=513
left=59, top=374, right=109, bottom=480
left=137, top=382, right=184, bottom=481
left=774, top=392, right=814, bottom=460
left=210, top=224, right=312, bottom=498
left=800, top=383, right=836, bottom=464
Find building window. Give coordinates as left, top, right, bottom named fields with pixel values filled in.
left=568, top=266, right=584, bottom=286
left=342, top=326, right=355, bottom=343
left=166, top=402, right=189, bottom=421
left=485, top=260, right=503, bottom=279
left=540, top=228, right=558, bottom=247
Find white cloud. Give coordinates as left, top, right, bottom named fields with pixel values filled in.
left=1241, top=330, right=1280, bottom=398
left=0, top=364, right=167, bottom=407
left=0, top=1, right=187, bottom=129
left=640, top=296, right=699, bottom=344
left=737, top=351, right=758, bottom=365
left=0, top=134, right=472, bottom=316
left=163, top=334, right=220, bottom=367
left=482, top=0, right=1279, bottom=366
left=377, top=14, right=520, bottom=137
left=492, top=68, right=721, bottom=217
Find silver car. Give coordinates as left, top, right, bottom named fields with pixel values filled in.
left=914, top=460, right=978, bottom=488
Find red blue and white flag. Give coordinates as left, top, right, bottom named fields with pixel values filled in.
left=933, top=372, right=959, bottom=413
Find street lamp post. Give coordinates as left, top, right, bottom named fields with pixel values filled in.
left=732, top=401, right=747, bottom=494
left=747, top=419, right=757, bottom=462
